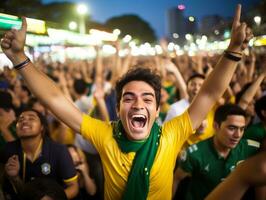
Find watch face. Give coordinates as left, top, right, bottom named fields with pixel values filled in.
left=41, top=163, right=51, bottom=175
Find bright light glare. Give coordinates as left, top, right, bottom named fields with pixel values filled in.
left=123, top=34, right=132, bottom=43
left=254, top=16, right=261, bottom=25
left=185, top=34, right=192, bottom=41
left=188, top=16, right=194, bottom=22
left=173, top=33, right=179, bottom=38
left=77, top=4, right=88, bottom=15
left=113, top=29, right=121, bottom=36
left=178, top=4, right=185, bottom=10
left=69, top=21, right=77, bottom=30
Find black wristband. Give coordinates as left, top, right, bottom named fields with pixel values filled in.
left=13, top=57, right=31, bottom=70
left=223, top=51, right=242, bottom=62
left=224, top=50, right=242, bottom=56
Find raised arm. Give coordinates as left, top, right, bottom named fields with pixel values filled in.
left=188, top=4, right=253, bottom=130
left=164, top=58, right=188, bottom=100
left=0, top=17, right=82, bottom=133
left=238, top=73, right=265, bottom=110
left=206, top=152, right=266, bottom=200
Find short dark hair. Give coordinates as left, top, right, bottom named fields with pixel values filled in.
left=21, top=85, right=31, bottom=96
left=187, top=73, right=205, bottom=84
left=73, top=79, right=87, bottom=95
left=21, top=177, right=67, bottom=200
left=115, top=67, right=161, bottom=109
left=214, top=104, right=246, bottom=126
left=255, top=95, right=266, bottom=121
left=0, top=90, right=13, bottom=111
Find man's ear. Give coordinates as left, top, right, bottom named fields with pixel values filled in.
left=156, top=106, right=160, bottom=118
left=213, top=122, right=220, bottom=131
left=116, top=107, right=120, bottom=118
left=261, top=110, right=266, bottom=119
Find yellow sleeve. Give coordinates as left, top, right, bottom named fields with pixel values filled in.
left=162, top=110, right=195, bottom=148
left=80, top=114, right=113, bottom=153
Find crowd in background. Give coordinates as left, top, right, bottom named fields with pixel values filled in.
left=0, top=34, right=266, bottom=199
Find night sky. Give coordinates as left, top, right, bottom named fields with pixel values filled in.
left=42, top=0, right=259, bottom=38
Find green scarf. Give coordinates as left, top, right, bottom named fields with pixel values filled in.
left=113, top=120, right=161, bottom=200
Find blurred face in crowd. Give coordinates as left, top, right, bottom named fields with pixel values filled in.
left=16, top=111, right=43, bottom=139
left=187, top=77, right=204, bottom=101
left=160, top=88, right=169, bottom=105
left=118, top=81, right=159, bottom=141
left=214, top=115, right=246, bottom=149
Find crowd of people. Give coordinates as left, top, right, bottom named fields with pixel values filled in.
left=0, top=4, right=266, bottom=200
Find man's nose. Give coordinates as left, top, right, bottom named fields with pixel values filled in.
left=132, top=98, right=144, bottom=109
left=234, top=129, right=242, bottom=138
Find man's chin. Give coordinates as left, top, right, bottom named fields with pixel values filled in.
left=127, top=131, right=149, bottom=141
left=19, top=134, right=40, bottom=140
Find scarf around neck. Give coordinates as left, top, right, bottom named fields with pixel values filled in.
left=113, top=120, right=161, bottom=200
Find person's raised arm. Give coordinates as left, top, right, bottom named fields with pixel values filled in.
left=164, top=58, right=188, bottom=100
left=188, top=4, right=253, bottom=130
left=238, top=72, right=265, bottom=110
left=206, top=152, right=266, bottom=200
left=0, top=17, right=82, bottom=133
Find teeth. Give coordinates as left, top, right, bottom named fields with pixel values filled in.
left=131, top=114, right=147, bottom=128
left=132, top=114, right=146, bottom=119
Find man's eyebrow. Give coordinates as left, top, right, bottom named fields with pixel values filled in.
left=228, top=125, right=246, bottom=128
left=142, top=92, right=155, bottom=97
left=122, top=92, right=155, bottom=97
left=122, top=92, right=135, bottom=97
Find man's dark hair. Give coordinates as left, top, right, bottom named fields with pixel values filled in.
left=187, top=73, right=205, bottom=84
left=0, top=90, right=13, bottom=111
left=27, top=97, right=39, bottom=108
left=255, top=95, right=266, bottom=121
left=21, top=177, right=67, bottom=200
left=214, top=104, right=246, bottom=126
left=115, top=67, right=161, bottom=109
left=73, top=79, right=87, bottom=95
left=21, top=85, right=31, bottom=96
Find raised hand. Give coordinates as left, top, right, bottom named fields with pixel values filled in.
left=0, top=17, right=27, bottom=63
left=5, top=155, right=20, bottom=178
left=93, top=83, right=105, bottom=100
left=228, top=4, right=253, bottom=52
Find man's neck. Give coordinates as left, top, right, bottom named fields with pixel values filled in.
left=188, top=96, right=193, bottom=103
left=21, top=136, right=43, bottom=162
left=213, top=137, right=230, bottom=158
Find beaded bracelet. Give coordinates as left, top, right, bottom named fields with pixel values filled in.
left=13, top=57, right=31, bottom=70
left=223, top=51, right=242, bottom=62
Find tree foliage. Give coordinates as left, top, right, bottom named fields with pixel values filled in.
left=0, top=0, right=42, bottom=18
left=106, top=14, right=157, bottom=43
left=39, top=2, right=81, bottom=29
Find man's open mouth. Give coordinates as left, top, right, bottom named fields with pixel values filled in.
left=21, top=123, right=31, bottom=130
left=131, top=114, right=147, bottom=128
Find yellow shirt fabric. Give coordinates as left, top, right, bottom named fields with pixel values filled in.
left=186, top=106, right=216, bottom=145
left=81, top=111, right=194, bottom=200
